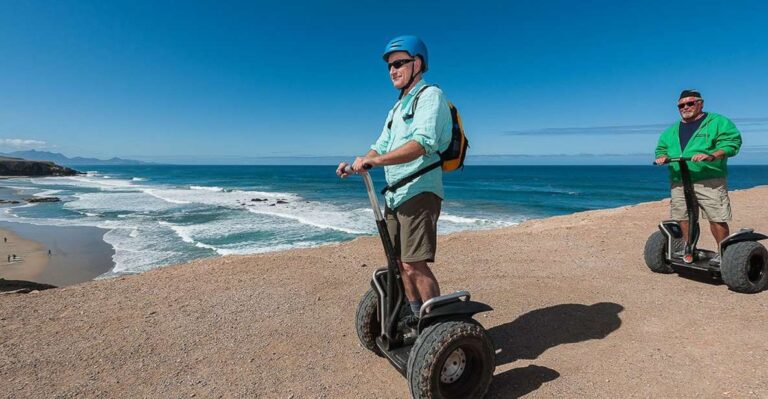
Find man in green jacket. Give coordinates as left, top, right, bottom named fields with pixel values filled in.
left=655, top=89, right=742, bottom=263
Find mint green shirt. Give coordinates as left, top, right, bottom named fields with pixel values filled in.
left=371, top=80, right=452, bottom=209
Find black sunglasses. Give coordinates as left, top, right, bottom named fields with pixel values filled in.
left=677, top=100, right=700, bottom=109
left=387, top=58, right=414, bottom=70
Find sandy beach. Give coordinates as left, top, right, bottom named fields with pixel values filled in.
left=0, top=184, right=114, bottom=287
left=0, top=228, right=51, bottom=284
left=1, top=185, right=767, bottom=398
left=0, top=222, right=115, bottom=287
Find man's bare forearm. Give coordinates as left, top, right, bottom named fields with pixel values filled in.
left=367, top=141, right=425, bottom=167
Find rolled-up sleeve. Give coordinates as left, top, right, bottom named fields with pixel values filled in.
left=409, top=88, right=449, bottom=155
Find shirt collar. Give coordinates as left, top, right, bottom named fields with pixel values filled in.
left=402, top=79, right=428, bottom=101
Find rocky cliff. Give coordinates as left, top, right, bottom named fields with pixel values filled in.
left=0, top=156, right=79, bottom=176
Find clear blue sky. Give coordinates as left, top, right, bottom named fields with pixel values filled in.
left=1, top=0, right=766, bottom=164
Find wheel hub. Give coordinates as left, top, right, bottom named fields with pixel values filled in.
left=440, top=348, right=467, bottom=384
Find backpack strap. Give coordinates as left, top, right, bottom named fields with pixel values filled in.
left=380, top=84, right=442, bottom=194
left=403, top=84, right=435, bottom=121
left=380, top=159, right=442, bottom=195
left=387, top=84, right=435, bottom=128
left=385, top=99, right=401, bottom=130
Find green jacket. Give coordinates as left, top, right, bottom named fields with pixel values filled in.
left=655, top=112, right=742, bottom=183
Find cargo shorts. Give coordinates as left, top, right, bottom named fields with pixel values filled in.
left=384, top=192, right=442, bottom=263
left=670, top=178, right=732, bottom=222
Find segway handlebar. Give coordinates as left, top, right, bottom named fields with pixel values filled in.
left=341, top=163, right=383, bottom=221
left=342, top=163, right=373, bottom=174
left=654, top=157, right=692, bottom=165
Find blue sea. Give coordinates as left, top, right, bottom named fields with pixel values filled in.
left=2, top=165, right=767, bottom=276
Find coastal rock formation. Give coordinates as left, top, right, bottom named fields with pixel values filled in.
left=0, top=156, right=79, bottom=176
left=25, top=197, right=61, bottom=203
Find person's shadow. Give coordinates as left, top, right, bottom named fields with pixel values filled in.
left=486, top=364, right=560, bottom=399
left=672, top=266, right=724, bottom=286
left=485, top=302, right=624, bottom=398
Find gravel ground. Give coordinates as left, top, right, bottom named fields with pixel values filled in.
left=1, top=186, right=767, bottom=398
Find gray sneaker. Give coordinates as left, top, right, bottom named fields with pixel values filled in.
left=398, top=314, right=419, bottom=330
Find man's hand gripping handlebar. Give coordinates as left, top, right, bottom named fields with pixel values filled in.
left=336, top=161, right=373, bottom=178
left=654, top=155, right=716, bottom=166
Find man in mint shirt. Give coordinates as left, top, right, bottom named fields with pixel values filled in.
left=337, top=36, right=451, bottom=320
left=655, top=89, right=742, bottom=263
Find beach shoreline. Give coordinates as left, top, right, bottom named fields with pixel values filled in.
left=0, top=183, right=765, bottom=289
left=0, top=222, right=114, bottom=287
left=0, top=227, right=51, bottom=283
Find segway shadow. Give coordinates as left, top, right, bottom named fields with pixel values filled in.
left=343, top=164, right=495, bottom=399
left=644, top=157, right=768, bottom=293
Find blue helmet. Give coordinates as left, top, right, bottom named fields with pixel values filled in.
left=383, top=35, right=428, bottom=72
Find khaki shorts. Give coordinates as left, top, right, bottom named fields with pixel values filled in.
left=670, top=178, right=732, bottom=222
left=384, top=192, right=442, bottom=263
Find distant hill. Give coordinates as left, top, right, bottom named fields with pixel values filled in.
left=0, top=150, right=148, bottom=166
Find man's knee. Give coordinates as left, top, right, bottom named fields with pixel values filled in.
left=400, top=260, right=428, bottom=276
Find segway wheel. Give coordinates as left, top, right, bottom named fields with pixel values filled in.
left=355, top=288, right=383, bottom=357
left=406, top=320, right=495, bottom=399
left=643, top=231, right=681, bottom=274
left=720, top=241, right=768, bottom=294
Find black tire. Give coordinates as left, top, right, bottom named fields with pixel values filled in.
left=644, top=231, right=682, bottom=274
left=720, top=241, right=768, bottom=294
left=407, top=320, right=495, bottom=399
left=355, top=288, right=383, bottom=357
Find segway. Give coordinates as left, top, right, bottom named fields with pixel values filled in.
left=343, top=164, right=495, bottom=399
left=644, top=157, right=768, bottom=293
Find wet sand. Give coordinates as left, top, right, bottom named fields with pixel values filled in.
left=1, top=186, right=767, bottom=398
left=0, top=228, right=51, bottom=283
left=0, top=222, right=114, bottom=287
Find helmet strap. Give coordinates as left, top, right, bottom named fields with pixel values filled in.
left=399, top=64, right=422, bottom=99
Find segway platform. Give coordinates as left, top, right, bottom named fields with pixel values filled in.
left=377, top=338, right=412, bottom=375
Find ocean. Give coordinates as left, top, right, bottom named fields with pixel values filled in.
left=2, top=165, right=767, bottom=276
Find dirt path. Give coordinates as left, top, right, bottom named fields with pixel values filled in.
left=2, top=186, right=767, bottom=398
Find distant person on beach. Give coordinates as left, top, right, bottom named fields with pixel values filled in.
left=655, top=89, right=742, bottom=263
left=337, top=35, right=451, bottom=322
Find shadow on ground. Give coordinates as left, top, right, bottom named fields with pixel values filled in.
left=485, top=302, right=624, bottom=398
left=672, top=267, right=724, bottom=286
left=0, top=278, right=56, bottom=293
left=486, top=364, right=560, bottom=399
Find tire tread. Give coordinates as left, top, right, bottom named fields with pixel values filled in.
left=407, top=320, right=494, bottom=399
left=355, top=288, right=383, bottom=356
left=721, top=241, right=768, bottom=294
left=644, top=231, right=679, bottom=274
